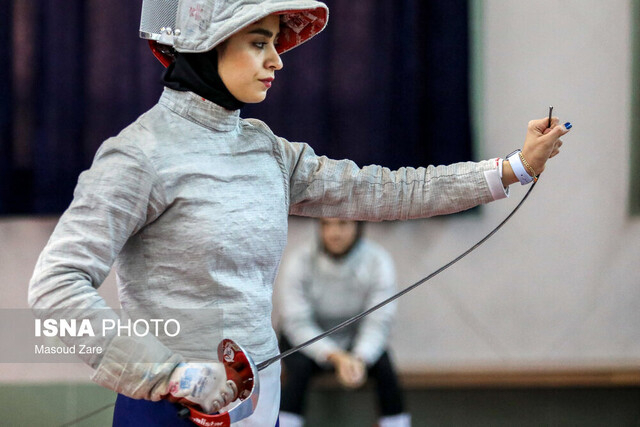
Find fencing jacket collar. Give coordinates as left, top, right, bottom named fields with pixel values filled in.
left=159, top=88, right=240, bottom=133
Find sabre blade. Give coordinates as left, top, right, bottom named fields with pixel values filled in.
left=259, top=182, right=538, bottom=371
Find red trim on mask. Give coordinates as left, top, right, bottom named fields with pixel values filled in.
left=148, top=40, right=174, bottom=68
left=276, top=8, right=328, bottom=54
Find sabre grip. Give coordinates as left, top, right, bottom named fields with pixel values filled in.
left=175, top=363, right=251, bottom=419
left=163, top=362, right=238, bottom=414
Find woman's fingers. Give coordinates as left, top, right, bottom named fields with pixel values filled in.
left=535, top=116, right=560, bottom=135
left=547, top=139, right=563, bottom=158
left=336, top=356, right=366, bottom=388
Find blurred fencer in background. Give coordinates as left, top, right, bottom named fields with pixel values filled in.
left=278, top=218, right=410, bottom=427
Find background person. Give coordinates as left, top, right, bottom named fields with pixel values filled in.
left=277, top=218, right=410, bottom=427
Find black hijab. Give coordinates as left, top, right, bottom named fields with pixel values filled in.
left=162, top=49, right=245, bottom=111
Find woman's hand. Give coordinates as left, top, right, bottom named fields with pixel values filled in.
left=162, top=362, right=240, bottom=414
left=327, top=351, right=367, bottom=389
left=503, top=117, right=571, bottom=186
left=522, top=116, right=570, bottom=174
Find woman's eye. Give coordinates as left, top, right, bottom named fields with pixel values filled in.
left=254, top=42, right=266, bottom=49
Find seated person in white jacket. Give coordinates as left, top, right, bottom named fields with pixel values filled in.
left=278, top=218, right=410, bottom=427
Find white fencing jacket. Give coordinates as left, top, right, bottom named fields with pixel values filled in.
left=29, top=88, right=505, bottom=405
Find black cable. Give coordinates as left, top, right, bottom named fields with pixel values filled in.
left=57, top=402, right=116, bottom=427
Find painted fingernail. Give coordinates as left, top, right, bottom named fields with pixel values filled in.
left=564, top=122, right=572, bottom=129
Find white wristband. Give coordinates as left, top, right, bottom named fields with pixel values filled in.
left=506, top=149, right=533, bottom=185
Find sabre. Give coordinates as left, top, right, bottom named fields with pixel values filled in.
left=258, top=181, right=538, bottom=371
left=182, top=175, right=542, bottom=426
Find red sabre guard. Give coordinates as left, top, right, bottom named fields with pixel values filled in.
left=178, top=339, right=260, bottom=426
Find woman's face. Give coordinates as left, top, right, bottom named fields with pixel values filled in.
left=320, top=218, right=358, bottom=256
left=217, top=15, right=283, bottom=103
